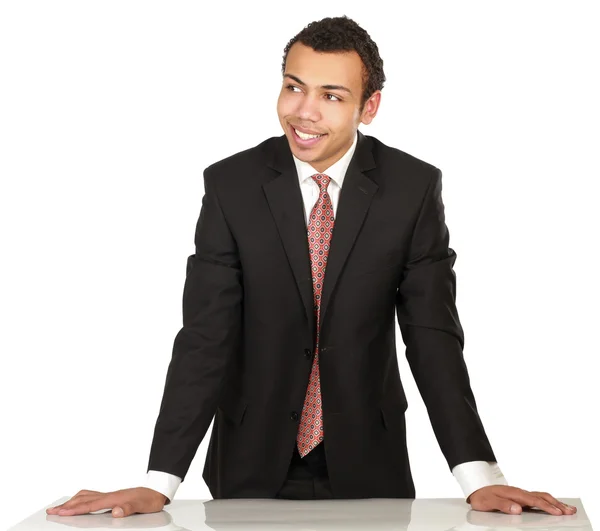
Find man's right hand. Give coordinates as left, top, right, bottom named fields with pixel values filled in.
left=46, top=487, right=168, bottom=518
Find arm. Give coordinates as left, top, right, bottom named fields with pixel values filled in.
left=395, top=168, right=576, bottom=516
left=144, top=470, right=181, bottom=505
left=146, top=168, right=243, bottom=482
left=453, top=461, right=507, bottom=503
left=395, top=167, right=497, bottom=472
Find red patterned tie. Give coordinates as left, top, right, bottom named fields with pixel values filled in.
left=296, top=173, right=334, bottom=457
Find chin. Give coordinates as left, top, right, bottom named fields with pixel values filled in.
left=292, top=150, right=314, bottom=162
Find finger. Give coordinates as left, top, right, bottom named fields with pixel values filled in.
left=113, top=502, right=136, bottom=518
left=47, top=493, right=97, bottom=513
left=47, top=499, right=78, bottom=513
left=47, top=503, right=66, bottom=513
left=531, top=492, right=577, bottom=514
left=56, top=495, right=117, bottom=516
left=508, top=490, right=563, bottom=515
left=486, top=494, right=523, bottom=515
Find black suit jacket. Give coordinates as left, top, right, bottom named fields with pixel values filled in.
left=146, top=130, right=497, bottom=499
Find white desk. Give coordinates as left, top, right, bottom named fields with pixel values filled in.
left=9, top=497, right=592, bottom=531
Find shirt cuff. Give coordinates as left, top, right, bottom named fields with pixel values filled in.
left=144, top=470, right=182, bottom=505
left=452, top=461, right=508, bottom=502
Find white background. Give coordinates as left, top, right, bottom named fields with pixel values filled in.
left=1, top=1, right=598, bottom=529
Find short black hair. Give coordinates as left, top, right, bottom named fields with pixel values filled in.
left=281, top=16, right=386, bottom=112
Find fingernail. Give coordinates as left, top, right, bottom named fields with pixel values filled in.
left=510, top=504, right=521, bottom=513
left=113, top=507, right=124, bottom=517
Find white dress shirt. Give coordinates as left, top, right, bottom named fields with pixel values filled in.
left=145, top=130, right=507, bottom=503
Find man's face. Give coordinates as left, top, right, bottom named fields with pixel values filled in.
left=277, top=42, right=380, bottom=173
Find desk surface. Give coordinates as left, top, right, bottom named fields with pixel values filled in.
left=10, top=497, right=592, bottom=531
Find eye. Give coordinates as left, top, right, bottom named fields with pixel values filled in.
left=285, top=84, right=341, bottom=102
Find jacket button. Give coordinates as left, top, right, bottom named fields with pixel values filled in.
left=290, top=411, right=299, bottom=421
left=304, top=348, right=312, bottom=359
left=321, top=347, right=328, bottom=353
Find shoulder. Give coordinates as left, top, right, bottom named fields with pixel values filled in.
left=367, top=134, right=441, bottom=178
left=203, top=136, right=278, bottom=180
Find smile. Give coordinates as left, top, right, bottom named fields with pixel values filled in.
left=291, top=125, right=327, bottom=147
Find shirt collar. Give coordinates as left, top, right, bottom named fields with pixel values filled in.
left=292, top=129, right=358, bottom=188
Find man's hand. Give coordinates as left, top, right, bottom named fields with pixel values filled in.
left=467, top=485, right=577, bottom=515
left=46, top=487, right=168, bottom=518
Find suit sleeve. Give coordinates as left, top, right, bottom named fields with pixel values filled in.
left=146, top=168, right=243, bottom=481
left=395, top=167, right=498, bottom=471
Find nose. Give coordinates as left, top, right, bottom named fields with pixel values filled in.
left=296, top=94, right=321, bottom=122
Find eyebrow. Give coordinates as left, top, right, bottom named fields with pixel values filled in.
left=283, top=73, right=353, bottom=96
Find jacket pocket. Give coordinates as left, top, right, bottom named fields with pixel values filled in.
left=217, top=391, right=248, bottom=425
left=380, top=398, right=408, bottom=431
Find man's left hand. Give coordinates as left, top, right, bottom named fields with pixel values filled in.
left=467, top=485, right=577, bottom=515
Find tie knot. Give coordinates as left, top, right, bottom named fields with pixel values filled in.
left=311, top=173, right=331, bottom=191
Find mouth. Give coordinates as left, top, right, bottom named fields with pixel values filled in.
left=289, top=123, right=327, bottom=148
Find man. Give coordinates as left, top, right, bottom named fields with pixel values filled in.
left=47, top=16, right=576, bottom=518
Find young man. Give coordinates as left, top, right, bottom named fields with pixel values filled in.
left=47, top=16, right=576, bottom=518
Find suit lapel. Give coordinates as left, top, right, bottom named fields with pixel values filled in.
left=263, top=130, right=378, bottom=346
left=262, top=160, right=316, bottom=343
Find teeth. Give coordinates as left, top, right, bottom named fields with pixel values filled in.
left=295, top=128, right=323, bottom=140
